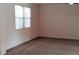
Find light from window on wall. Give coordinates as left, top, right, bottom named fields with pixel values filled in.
left=15, top=5, right=31, bottom=30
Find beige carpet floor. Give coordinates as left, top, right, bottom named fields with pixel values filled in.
left=6, top=37, right=79, bottom=55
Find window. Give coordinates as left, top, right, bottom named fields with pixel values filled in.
left=15, top=5, right=31, bottom=29
left=24, top=7, right=31, bottom=28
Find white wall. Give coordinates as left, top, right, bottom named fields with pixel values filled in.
left=0, top=3, right=39, bottom=54
left=0, top=4, right=9, bottom=54
left=6, top=4, right=38, bottom=50
left=39, top=4, right=79, bottom=39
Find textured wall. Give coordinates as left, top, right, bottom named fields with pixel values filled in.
left=39, top=4, right=79, bottom=39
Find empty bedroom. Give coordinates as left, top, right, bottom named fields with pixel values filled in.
left=0, top=3, right=79, bottom=55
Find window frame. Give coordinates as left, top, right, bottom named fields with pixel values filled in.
left=15, top=5, right=31, bottom=30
